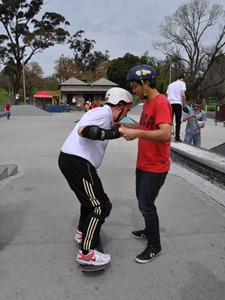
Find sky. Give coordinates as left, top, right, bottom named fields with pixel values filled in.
left=30, top=0, right=225, bottom=76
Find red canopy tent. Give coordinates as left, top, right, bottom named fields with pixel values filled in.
left=34, top=90, right=53, bottom=105
left=33, top=90, right=53, bottom=98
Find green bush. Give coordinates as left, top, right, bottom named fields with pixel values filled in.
left=0, top=88, right=9, bottom=105
left=202, top=102, right=217, bottom=112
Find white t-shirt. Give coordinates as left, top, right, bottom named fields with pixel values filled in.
left=61, top=105, right=113, bottom=169
left=166, top=80, right=186, bottom=105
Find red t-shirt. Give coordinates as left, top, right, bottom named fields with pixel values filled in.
left=136, top=94, right=172, bottom=173
left=5, top=103, right=11, bottom=111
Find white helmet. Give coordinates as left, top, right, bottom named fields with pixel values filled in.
left=105, top=87, right=133, bottom=105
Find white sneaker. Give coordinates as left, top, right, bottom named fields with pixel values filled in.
left=74, top=230, right=82, bottom=244
left=76, top=249, right=111, bottom=266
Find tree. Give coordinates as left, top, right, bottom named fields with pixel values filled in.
left=200, top=55, right=225, bottom=103
left=107, top=52, right=157, bottom=90
left=88, top=50, right=110, bottom=73
left=68, top=30, right=109, bottom=75
left=153, top=0, right=225, bottom=101
left=95, top=60, right=111, bottom=80
left=54, top=55, right=79, bottom=82
left=0, top=69, right=11, bottom=93
left=0, top=0, right=70, bottom=98
left=107, top=53, right=141, bottom=90
left=24, top=61, right=43, bottom=97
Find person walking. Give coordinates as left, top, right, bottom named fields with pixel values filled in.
left=5, top=102, right=11, bottom=119
left=58, top=87, right=133, bottom=267
left=119, top=65, right=172, bottom=264
left=182, top=100, right=207, bottom=147
left=166, top=74, right=187, bottom=142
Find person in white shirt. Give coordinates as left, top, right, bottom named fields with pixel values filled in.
left=58, top=87, right=133, bottom=267
left=166, top=75, right=187, bottom=142
left=72, top=97, right=76, bottom=105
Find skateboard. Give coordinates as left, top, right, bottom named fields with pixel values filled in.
left=80, top=263, right=106, bottom=272
left=79, top=238, right=108, bottom=272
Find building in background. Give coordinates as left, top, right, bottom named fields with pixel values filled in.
left=59, top=77, right=118, bottom=106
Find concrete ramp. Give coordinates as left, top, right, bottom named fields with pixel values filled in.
left=11, top=105, right=51, bottom=116
left=210, top=142, right=225, bottom=157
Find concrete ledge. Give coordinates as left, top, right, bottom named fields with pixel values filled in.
left=214, top=120, right=225, bottom=127
left=0, top=164, right=18, bottom=181
left=171, top=142, right=225, bottom=190
left=0, top=166, right=8, bottom=180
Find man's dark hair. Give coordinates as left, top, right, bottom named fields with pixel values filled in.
left=178, top=74, right=185, bottom=80
left=195, top=99, right=202, bottom=105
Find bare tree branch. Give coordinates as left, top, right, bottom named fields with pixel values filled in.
left=153, top=0, right=225, bottom=101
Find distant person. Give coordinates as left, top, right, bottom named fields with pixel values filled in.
left=15, top=93, right=19, bottom=105
left=58, top=87, right=133, bottom=267
left=182, top=100, right=207, bottom=147
left=72, top=97, right=76, bottom=105
left=166, top=75, right=187, bottom=142
left=5, top=102, right=11, bottom=119
left=92, top=100, right=99, bottom=109
left=119, top=64, right=172, bottom=264
left=84, top=102, right=90, bottom=112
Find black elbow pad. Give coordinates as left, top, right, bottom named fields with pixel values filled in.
left=81, top=125, right=103, bottom=140
left=81, top=126, right=120, bottom=140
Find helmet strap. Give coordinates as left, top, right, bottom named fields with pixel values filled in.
left=141, top=80, right=148, bottom=100
left=115, top=105, right=125, bottom=122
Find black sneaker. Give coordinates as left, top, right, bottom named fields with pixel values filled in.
left=175, top=138, right=183, bottom=142
left=135, top=246, right=161, bottom=264
left=130, top=230, right=147, bottom=239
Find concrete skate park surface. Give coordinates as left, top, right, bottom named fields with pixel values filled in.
left=0, top=105, right=225, bottom=300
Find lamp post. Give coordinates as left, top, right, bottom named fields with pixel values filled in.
left=22, top=57, right=26, bottom=105
left=169, top=57, right=172, bottom=84
left=166, top=55, right=172, bottom=84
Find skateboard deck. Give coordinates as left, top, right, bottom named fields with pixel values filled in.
left=79, top=238, right=107, bottom=272
left=80, top=263, right=106, bottom=272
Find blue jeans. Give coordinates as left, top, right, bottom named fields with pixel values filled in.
left=6, top=111, right=11, bottom=119
left=184, top=132, right=201, bottom=147
left=136, top=168, right=168, bottom=248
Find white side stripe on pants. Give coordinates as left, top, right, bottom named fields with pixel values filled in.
left=83, top=179, right=101, bottom=249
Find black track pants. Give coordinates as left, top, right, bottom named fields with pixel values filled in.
left=172, top=103, right=182, bottom=140
left=58, top=152, right=111, bottom=251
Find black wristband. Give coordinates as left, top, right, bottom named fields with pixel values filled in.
left=104, top=128, right=120, bottom=140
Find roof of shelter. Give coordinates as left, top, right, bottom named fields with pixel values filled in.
left=59, top=78, right=88, bottom=86
left=59, top=77, right=119, bottom=94
left=91, top=78, right=118, bottom=86
left=59, top=77, right=118, bottom=87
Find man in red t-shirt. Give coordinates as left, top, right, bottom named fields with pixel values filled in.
left=119, top=65, right=172, bottom=264
left=5, top=102, right=11, bottom=119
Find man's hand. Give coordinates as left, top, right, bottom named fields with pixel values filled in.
left=119, top=125, right=137, bottom=141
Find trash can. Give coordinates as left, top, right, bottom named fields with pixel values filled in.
left=45, top=104, right=51, bottom=112
left=215, top=105, right=225, bottom=121
left=65, top=105, right=70, bottom=112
